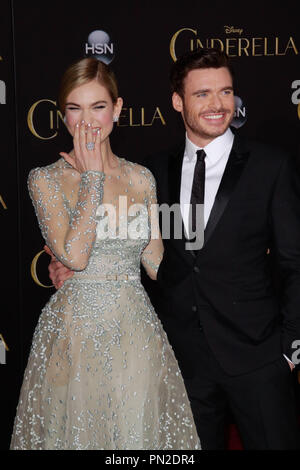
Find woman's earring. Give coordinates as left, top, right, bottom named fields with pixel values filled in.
left=63, top=115, right=67, bottom=124
left=113, top=116, right=119, bottom=123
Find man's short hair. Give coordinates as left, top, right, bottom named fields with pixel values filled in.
left=170, top=47, right=234, bottom=97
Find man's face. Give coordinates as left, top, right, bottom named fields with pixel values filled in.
left=172, top=67, right=235, bottom=147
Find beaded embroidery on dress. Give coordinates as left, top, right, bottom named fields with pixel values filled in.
left=10, top=156, right=200, bottom=450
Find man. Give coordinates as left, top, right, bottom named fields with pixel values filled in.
left=47, top=48, right=300, bottom=449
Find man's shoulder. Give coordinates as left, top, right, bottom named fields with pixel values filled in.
left=142, top=141, right=185, bottom=170
left=233, top=133, right=292, bottom=165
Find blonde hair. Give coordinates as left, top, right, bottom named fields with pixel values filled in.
left=58, top=58, right=119, bottom=113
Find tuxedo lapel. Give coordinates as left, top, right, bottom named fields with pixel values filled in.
left=203, top=134, right=250, bottom=246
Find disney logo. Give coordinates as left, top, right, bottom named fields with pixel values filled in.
left=224, top=26, right=243, bottom=35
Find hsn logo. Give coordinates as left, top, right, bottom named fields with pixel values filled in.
left=85, top=30, right=115, bottom=65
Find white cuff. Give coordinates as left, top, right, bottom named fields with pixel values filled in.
left=283, top=354, right=295, bottom=369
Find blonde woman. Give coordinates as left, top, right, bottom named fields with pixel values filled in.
left=10, top=58, right=200, bottom=450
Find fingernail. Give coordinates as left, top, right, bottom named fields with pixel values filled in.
left=87, top=123, right=91, bottom=127
left=76, top=123, right=79, bottom=127
left=81, top=120, right=85, bottom=124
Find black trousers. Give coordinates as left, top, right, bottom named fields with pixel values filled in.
left=183, top=328, right=300, bottom=450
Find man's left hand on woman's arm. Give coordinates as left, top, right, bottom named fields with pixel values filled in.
left=44, top=245, right=74, bottom=289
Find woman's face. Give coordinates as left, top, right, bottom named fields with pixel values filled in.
left=64, top=79, right=122, bottom=143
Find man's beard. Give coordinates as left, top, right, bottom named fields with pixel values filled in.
left=183, top=108, right=233, bottom=140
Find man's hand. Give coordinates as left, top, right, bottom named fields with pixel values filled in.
left=44, top=245, right=74, bottom=289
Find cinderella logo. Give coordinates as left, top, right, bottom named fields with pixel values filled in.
left=0, top=334, right=9, bottom=365
left=170, top=27, right=298, bottom=61
left=0, top=194, right=7, bottom=209
left=31, top=250, right=54, bottom=288
left=85, top=30, right=115, bottom=64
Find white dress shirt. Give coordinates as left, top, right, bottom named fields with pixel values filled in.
left=180, top=128, right=234, bottom=237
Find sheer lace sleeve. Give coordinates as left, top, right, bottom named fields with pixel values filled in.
left=27, top=166, right=105, bottom=271
left=141, top=168, right=164, bottom=280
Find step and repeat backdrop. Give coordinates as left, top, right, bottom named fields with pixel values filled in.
left=1, top=0, right=299, bottom=449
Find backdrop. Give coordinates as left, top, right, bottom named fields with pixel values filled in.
left=1, top=0, right=299, bottom=450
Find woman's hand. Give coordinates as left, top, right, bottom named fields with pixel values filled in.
left=60, top=120, right=103, bottom=173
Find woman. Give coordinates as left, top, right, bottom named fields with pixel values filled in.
left=10, top=58, right=200, bottom=450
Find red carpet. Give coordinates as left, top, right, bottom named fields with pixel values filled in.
left=226, top=424, right=243, bottom=450
left=226, top=417, right=300, bottom=450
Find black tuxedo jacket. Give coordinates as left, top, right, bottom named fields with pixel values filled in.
left=144, top=133, right=300, bottom=377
